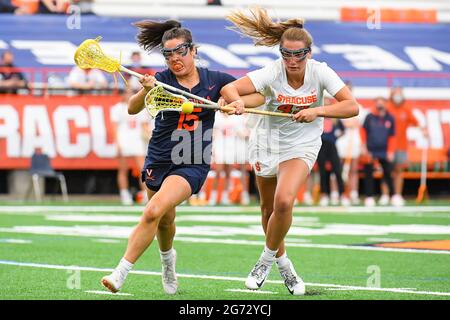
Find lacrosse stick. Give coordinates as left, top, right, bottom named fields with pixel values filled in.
left=74, top=36, right=214, bottom=105
left=74, top=37, right=292, bottom=118
left=145, top=85, right=291, bottom=118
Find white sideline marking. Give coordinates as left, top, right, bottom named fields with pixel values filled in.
left=0, top=239, right=32, bottom=244
left=367, top=238, right=403, bottom=243
left=1, top=260, right=450, bottom=297
left=85, top=290, right=132, bottom=296
left=92, top=239, right=122, bottom=244
left=225, top=289, right=278, bottom=295
left=0, top=205, right=449, bottom=215
left=0, top=224, right=449, bottom=254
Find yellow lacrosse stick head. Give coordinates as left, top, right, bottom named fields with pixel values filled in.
left=145, top=85, right=190, bottom=118
left=74, top=36, right=121, bottom=73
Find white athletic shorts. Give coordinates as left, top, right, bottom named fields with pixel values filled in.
left=117, top=134, right=147, bottom=157
left=249, top=144, right=321, bottom=177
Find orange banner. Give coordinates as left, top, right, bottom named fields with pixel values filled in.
left=0, top=96, right=448, bottom=169
left=0, top=95, right=125, bottom=169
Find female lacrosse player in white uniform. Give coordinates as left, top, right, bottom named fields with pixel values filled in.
left=221, top=8, right=359, bottom=295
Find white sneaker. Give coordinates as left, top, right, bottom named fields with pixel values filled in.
left=245, top=260, right=272, bottom=290
left=208, top=191, right=217, bottom=205
left=340, top=196, right=351, bottom=207
left=391, top=194, right=405, bottom=207
left=350, top=191, right=360, bottom=205
left=303, top=192, right=313, bottom=206
left=161, top=250, right=178, bottom=295
left=120, top=189, right=133, bottom=206
left=330, top=191, right=339, bottom=205
left=364, top=197, right=376, bottom=207
left=319, top=196, right=329, bottom=207
left=278, top=260, right=305, bottom=296
left=101, top=270, right=126, bottom=293
left=378, top=194, right=390, bottom=206
left=220, top=191, right=230, bottom=205
left=241, top=191, right=250, bottom=205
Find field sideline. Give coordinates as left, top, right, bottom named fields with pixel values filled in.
left=1, top=203, right=449, bottom=300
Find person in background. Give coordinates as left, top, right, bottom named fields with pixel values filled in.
left=378, top=86, right=425, bottom=206
left=110, top=88, right=153, bottom=205
left=0, top=50, right=27, bottom=94
left=209, top=112, right=250, bottom=205
left=126, top=51, right=146, bottom=91
left=67, top=66, right=108, bottom=94
left=361, top=97, right=395, bottom=207
left=336, top=81, right=369, bottom=205
left=317, top=103, right=349, bottom=206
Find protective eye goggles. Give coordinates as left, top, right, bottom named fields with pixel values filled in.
left=279, top=46, right=311, bottom=61
left=160, top=42, right=192, bottom=59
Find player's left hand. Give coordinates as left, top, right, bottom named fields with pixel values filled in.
left=292, top=108, right=318, bottom=123
left=226, top=99, right=245, bottom=115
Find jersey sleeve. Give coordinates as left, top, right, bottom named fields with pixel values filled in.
left=247, top=60, right=279, bottom=92
left=319, top=63, right=345, bottom=97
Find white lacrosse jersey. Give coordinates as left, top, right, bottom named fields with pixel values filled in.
left=110, top=102, right=153, bottom=156
left=247, top=58, right=345, bottom=154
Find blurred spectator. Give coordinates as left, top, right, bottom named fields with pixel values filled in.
left=126, top=51, right=145, bottom=91
left=0, top=0, right=26, bottom=13
left=378, top=86, right=425, bottom=206
left=207, top=0, right=222, bottom=5
left=67, top=66, right=108, bottom=94
left=207, top=112, right=250, bottom=205
left=110, top=88, right=153, bottom=205
left=336, top=81, right=369, bottom=205
left=0, top=50, right=27, bottom=94
left=71, top=0, right=93, bottom=14
left=360, top=97, right=396, bottom=207
left=38, top=0, right=69, bottom=14
left=317, top=111, right=349, bottom=207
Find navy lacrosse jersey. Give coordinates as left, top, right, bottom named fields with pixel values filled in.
left=146, top=67, right=235, bottom=167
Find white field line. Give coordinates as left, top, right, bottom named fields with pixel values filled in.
left=0, top=239, right=32, bottom=244
left=225, top=289, right=278, bottom=294
left=0, top=206, right=449, bottom=215
left=84, top=290, right=133, bottom=296
left=1, top=260, right=450, bottom=297
left=174, top=237, right=450, bottom=255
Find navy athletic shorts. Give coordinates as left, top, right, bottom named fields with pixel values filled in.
left=141, top=163, right=210, bottom=195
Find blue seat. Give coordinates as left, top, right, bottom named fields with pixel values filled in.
left=30, top=153, right=68, bottom=202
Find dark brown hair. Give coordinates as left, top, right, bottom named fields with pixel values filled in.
left=133, top=19, right=194, bottom=51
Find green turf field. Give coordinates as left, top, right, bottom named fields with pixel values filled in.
left=1, top=202, right=449, bottom=300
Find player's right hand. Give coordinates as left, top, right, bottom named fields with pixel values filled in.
left=140, top=74, right=156, bottom=91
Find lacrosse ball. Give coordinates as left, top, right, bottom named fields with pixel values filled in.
left=181, top=101, right=194, bottom=114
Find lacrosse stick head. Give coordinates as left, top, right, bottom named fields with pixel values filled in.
left=74, top=36, right=121, bottom=73
left=145, top=85, right=194, bottom=118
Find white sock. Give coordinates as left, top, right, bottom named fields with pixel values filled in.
left=160, top=248, right=174, bottom=263
left=275, top=252, right=290, bottom=270
left=260, top=245, right=278, bottom=266
left=350, top=190, right=359, bottom=199
left=116, top=257, right=133, bottom=277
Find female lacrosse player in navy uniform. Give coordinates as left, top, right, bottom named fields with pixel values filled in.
left=100, top=20, right=248, bottom=295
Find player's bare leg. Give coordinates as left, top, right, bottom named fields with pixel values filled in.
left=157, top=207, right=178, bottom=294
left=246, top=159, right=308, bottom=295
left=255, top=175, right=286, bottom=257
left=266, top=159, right=309, bottom=251
left=101, top=175, right=191, bottom=293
